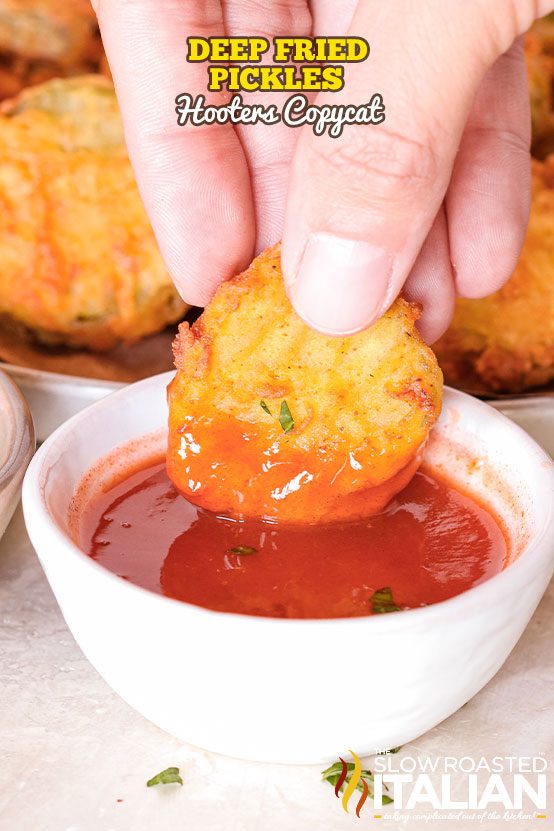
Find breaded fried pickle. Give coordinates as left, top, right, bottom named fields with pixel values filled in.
left=0, top=0, right=99, bottom=65
left=0, top=76, right=186, bottom=350
left=434, top=158, right=554, bottom=393
left=167, top=245, right=443, bottom=524
left=0, top=0, right=104, bottom=99
left=526, top=16, right=554, bottom=158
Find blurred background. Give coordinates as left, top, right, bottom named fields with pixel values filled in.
left=0, top=1, right=552, bottom=399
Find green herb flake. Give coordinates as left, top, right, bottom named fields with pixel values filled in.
left=378, top=746, right=402, bottom=755
left=228, top=545, right=257, bottom=556
left=370, top=587, right=401, bottom=614
left=146, top=767, right=183, bottom=788
left=321, top=762, right=392, bottom=804
left=260, top=400, right=272, bottom=415
left=278, top=400, right=294, bottom=434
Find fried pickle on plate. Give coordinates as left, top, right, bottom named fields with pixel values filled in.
left=0, top=75, right=187, bottom=351
left=434, top=158, right=554, bottom=394
left=167, top=245, right=443, bottom=524
left=526, top=18, right=554, bottom=158
left=0, top=0, right=104, bottom=100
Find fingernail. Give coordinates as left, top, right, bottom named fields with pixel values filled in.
left=288, top=233, right=392, bottom=336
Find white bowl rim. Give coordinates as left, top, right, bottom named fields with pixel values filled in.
left=22, top=373, right=554, bottom=631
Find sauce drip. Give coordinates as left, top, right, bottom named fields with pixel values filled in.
left=81, top=461, right=507, bottom=619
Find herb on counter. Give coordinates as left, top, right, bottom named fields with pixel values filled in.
left=228, top=545, right=257, bottom=555
left=321, top=761, right=392, bottom=804
left=146, top=767, right=183, bottom=787
left=370, top=587, right=400, bottom=614
left=279, top=400, right=294, bottom=433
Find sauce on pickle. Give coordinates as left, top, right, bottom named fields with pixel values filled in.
left=81, top=461, right=507, bottom=619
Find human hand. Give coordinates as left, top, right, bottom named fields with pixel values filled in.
left=92, top=0, right=552, bottom=342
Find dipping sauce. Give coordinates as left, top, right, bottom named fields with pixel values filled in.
left=80, top=460, right=507, bottom=619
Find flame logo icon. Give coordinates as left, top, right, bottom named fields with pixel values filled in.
left=334, top=750, right=370, bottom=817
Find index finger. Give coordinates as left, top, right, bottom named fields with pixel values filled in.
left=92, top=0, right=255, bottom=305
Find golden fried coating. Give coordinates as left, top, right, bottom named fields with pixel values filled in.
left=0, top=0, right=99, bottom=64
left=0, top=76, right=187, bottom=350
left=0, top=1, right=104, bottom=100
left=167, top=245, right=443, bottom=524
left=526, top=22, right=554, bottom=158
left=434, top=158, right=554, bottom=393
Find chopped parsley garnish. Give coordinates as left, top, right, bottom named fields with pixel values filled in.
left=378, top=746, right=402, bottom=755
left=321, top=761, right=392, bottom=804
left=278, top=400, right=294, bottom=433
left=370, top=587, right=401, bottom=614
left=260, top=399, right=294, bottom=434
left=228, top=545, right=257, bottom=555
left=146, top=767, right=183, bottom=787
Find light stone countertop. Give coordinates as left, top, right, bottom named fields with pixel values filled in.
left=1, top=501, right=553, bottom=831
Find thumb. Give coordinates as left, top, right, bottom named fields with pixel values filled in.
left=281, top=0, right=540, bottom=336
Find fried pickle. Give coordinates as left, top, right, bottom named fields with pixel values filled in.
left=526, top=19, right=554, bottom=158
left=167, top=245, right=443, bottom=524
left=0, top=75, right=187, bottom=350
left=0, top=0, right=104, bottom=100
left=434, top=158, right=554, bottom=393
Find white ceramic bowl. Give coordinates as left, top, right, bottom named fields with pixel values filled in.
left=0, top=369, right=34, bottom=541
left=22, top=373, right=554, bottom=764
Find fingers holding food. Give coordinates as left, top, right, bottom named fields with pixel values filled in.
left=167, top=244, right=443, bottom=524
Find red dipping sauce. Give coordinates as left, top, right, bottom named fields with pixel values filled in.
left=79, top=460, right=507, bottom=619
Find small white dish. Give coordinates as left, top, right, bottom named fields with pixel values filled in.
left=22, top=373, right=554, bottom=764
left=0, top=369, right=35, bottom=541
left=1, top=364, right=122, bottom=442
